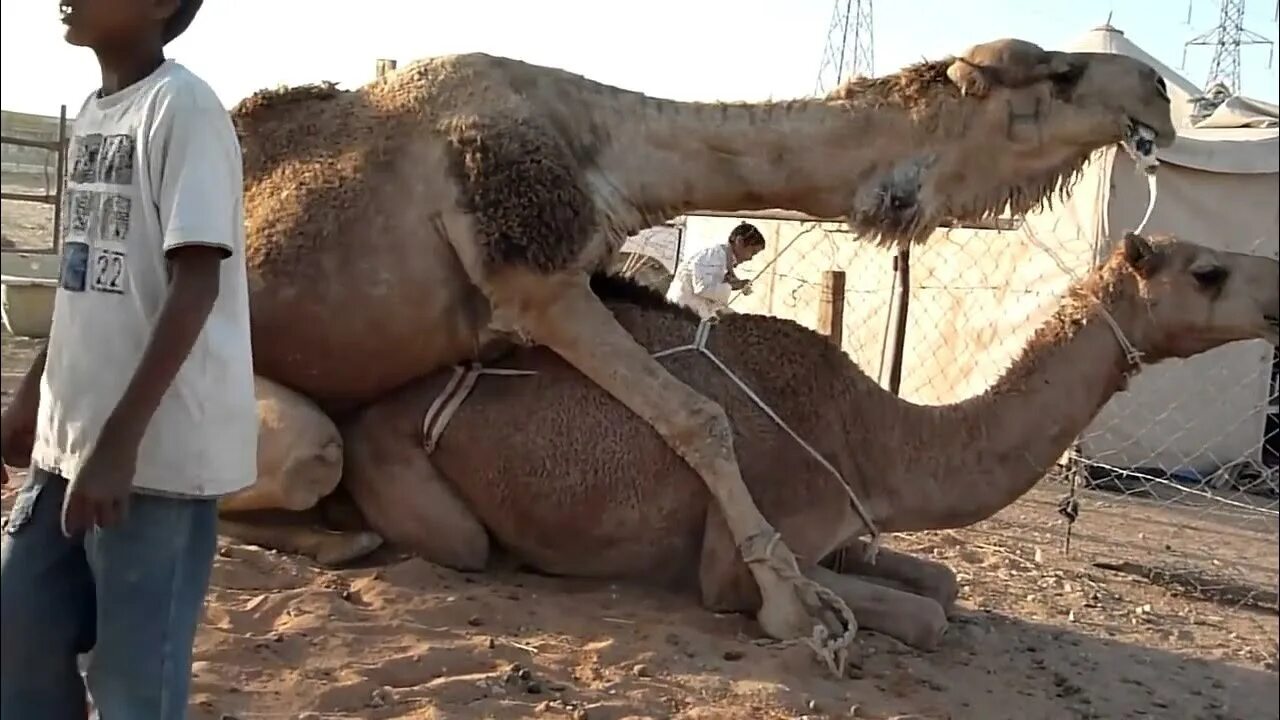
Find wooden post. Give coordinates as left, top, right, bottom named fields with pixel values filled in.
left=817, top=270, right=846, bottom=348
left=883, top=248, right=912, bottom=395
left=52, top=104, right=67, bottom=254
left=376, top=59, right=398, bottom=79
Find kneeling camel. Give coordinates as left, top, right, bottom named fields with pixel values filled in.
left=225, top=232, right=1279, bottom=651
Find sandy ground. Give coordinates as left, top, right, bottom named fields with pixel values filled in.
left=2, top=326, right=1277, bottom=720
left=4, top=172, right=1279, bottom=718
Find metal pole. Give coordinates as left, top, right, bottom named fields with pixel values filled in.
left=884, top=247, right=911, bottom=395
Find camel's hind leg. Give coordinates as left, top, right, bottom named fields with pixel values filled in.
left=805, top=566, right=949, bottom=651
left=697, top=510, right=946, bottom=650
left=488, top=271, right=845, bottom=642
left=827, top=539, right=960, bottom=615
left=342, top=413, right=490, bottom=572
left=217, top=472, right=383, bottom=568
left=218, top=516, right=384, bottom=567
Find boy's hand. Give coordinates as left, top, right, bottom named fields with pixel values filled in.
left=61, top=433, right=138, bottom=535
left=0, top=399, right=39, bottom=483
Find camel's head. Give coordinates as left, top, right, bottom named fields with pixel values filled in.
left=842, top=38, right=1175, bottom=247
left=1115, top=232, right=1279, bottom=359
left=944, top=38, right=1175, bottom=162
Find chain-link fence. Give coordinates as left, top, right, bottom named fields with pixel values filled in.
left=651, top=152, right=1278, bottom=639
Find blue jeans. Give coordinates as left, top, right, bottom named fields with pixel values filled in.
left=1, top=468, right=219, bottom=720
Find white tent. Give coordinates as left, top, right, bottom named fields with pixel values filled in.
left=671, top=24, right=1278, bottom=478
left=1065, top=25, right=1277, bottom=475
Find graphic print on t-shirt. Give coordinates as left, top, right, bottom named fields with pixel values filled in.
left=65, top=189, right=96, bottom=239
left=100, top=193, right=132, bottom=242
left=99, top=134, right=136, bottom=185
left=58, top=131, right=136, bottom=296
left=68, top=133, right=103, bottom=184
left=59, top=241, right=90, bottom=292
left=90, top=247, right=127, bottom=294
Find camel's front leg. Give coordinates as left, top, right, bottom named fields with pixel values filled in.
left=827, top=538, right=959, bottom=615
left=490, top=271, right=845, bottom=642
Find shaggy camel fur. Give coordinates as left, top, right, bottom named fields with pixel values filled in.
left=234, top=37, right=1175, bottom=642
left=227, top=233, right=1278, bottom=650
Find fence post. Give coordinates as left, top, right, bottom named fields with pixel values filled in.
left=818, top=270, right=846, bottom=348
left=52, top=104, right=67, bottom=254
left=884, top=248, right=912, bottom=395
left=376, top=59, right=398, bottom=79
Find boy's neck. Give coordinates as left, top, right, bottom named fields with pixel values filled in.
left=95, top=45, right=166, bottom=97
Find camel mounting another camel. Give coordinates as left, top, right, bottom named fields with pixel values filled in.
left=224, top=231, right=1279, bottom=652
left=232, top=36, right=1176, bottom=647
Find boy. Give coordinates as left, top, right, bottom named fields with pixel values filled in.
left=665, top=221, right=767, bottom=318
left=0, top=1, right=257, bottom=717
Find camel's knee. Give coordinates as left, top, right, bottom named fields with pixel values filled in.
left=249, top=375, right=345, bottom=512
left=664, top=397, right=735, bottom=464
left=276, top=438, right=344, bottom=510
left=344, top=441, right=490, bottom=572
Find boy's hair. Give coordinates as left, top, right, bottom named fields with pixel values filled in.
left=163, top=0, right=204, bottom=44
left=727, top=222, right=766, bottom=250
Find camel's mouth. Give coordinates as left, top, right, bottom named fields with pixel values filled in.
left=59, top=2, right=73, bottom=23
left=1122, top=119, right=1161, bottom=173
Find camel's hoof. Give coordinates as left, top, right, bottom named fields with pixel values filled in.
left=314, top=531, right=384, bottom=567
left=751, top=540, right=849, bottom=643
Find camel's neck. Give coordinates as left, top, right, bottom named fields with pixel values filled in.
left=875, top=283, right=1140, bottom=531
left=587, top=82, right=1097, bottom=241
left=592, top=99, right=874, bottom=225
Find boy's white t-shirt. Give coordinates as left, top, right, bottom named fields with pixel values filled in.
left=664, top=243, right=734, bottom=319
left=31, top=60, right=257, bottom=498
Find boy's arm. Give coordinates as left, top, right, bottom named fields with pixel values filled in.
left=0, top=344, right=48, bottom=482
left=99, top=90, right=241, bottom=448
left=97, top=246, right=222, bottom=448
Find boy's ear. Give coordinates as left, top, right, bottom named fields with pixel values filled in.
left=153, top=0, right=181, bottom=20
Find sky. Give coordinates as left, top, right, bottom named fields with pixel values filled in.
left=1, top=1, right=1277, bottom=117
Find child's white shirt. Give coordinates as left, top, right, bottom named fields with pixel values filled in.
left=32, top=60, right=257, bottom=498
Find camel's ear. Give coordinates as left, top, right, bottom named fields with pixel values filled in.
left=946, top=57, right=994, bottom=98
left=1123, top=231, right=1162, bottom=278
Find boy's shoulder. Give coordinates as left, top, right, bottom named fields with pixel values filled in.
left=75, top=61, right=226, bottom=118
left=151, top=61, right=228, bottom=114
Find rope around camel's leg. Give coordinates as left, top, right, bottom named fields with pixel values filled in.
left=741, top=531, right=858, bottom=677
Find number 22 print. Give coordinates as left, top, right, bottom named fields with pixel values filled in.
left=90, top=248, right=127, bottom=294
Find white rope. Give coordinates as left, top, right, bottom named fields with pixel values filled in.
left=422, top=362, right=537, bottom=453
left=653, top=315, right=883, bottom=563
left=1134, top=172, right=1158, bottom=236
left=1022, top=227, right=1145, bottom=372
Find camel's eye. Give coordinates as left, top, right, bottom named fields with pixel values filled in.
left=1191, top=265, right=1229, bottom=291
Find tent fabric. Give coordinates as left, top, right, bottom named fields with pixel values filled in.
left=1084, top=150, right=1278, bottom=473
left=1196, top=96, right=1279, bottom=129
left=1064, top=24, right=1279, bottom=175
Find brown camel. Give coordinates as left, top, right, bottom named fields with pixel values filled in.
left=234, top=37, right=1174, bottom=642
left=227, top=232, right=1278, bottom=651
